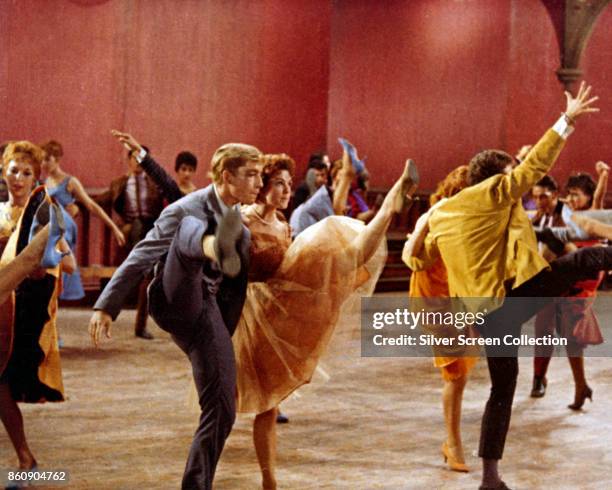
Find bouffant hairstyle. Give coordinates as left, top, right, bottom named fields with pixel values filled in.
left=566, top=172, right=596, bottom=204
left=467, top=150, right=514, bottom=186
left=175, top=151, right=198, bottom=172
left=256, top=153, right=295, bottom=202
left=3, top=141, right=44, bottom=180
left=0, top=141, right=12, bottom=159
left=40, top=139, right=63, bottom=159
left=431, top=165, right=469, bottom=205
left=210, top=143, right=262, bottom=184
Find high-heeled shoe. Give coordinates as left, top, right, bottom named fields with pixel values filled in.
left=441, top=442, right=469, bottom=472
left=29, top=202, right=67, bottom=269
left=568, top=385, right=593, bottom=410
left=393, top=159, right=419, bottom=213
left=530, top=375, right=547, bottom=398
left=338, top=137, right=366, bottom=174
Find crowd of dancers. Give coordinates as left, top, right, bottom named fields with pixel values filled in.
left=1, top=82, right=611, bottom=490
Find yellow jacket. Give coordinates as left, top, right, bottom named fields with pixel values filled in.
left=406, top=129, right=566, bottom=304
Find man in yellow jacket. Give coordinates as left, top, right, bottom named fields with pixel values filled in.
left=405, top=82, right=610, bottom=490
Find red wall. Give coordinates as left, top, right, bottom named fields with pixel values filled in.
left=0, top=0, right=331, bottom=189
left=2, top=0, right=611, bottom=193
left=327, top=0, right=612, bottom=189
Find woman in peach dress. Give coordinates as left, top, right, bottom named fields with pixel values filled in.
left=233, top=152, right=416, bottom=489
left=404, top=165, right=478, bottom=473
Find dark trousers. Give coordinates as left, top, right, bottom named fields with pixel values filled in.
left=476, top=245, right=612, bottom=460
left=148, top=216, right=237, bottom=489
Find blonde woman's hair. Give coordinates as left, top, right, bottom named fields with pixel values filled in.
left=3, top=140, right=45, bottom=180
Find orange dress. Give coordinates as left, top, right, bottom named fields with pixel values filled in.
left=409, top=258, right=478, bottom=381
left=233, top=208, right=387, bottom=413
left=0, top=187, right=64, bottom=402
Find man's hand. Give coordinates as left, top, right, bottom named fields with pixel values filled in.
left=89, top=310, right=113, bottom=347
left=596, top=161, right=610, bottom=176
left=110, top=129, right=143, bottom=156
left=564, top=81, right=599, bottom=121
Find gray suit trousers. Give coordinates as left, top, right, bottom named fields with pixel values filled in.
left=148, top=216, right=236, bottom=490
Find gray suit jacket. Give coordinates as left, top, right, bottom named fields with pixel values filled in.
left=94, top=184, right=250, bottom=332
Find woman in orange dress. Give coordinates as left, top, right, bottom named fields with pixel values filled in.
left=404, top=165, right=478, bottom=473
left=0, top=141, right=73, bottom=475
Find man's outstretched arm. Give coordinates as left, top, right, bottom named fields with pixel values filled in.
left=110, top=129, right=184, bottom=203
left=89, top=203, right=185, bottom=346
left=497, top=82, right=599, bottom=202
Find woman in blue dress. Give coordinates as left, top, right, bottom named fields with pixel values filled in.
left=41, top=140, right=125, bottom=300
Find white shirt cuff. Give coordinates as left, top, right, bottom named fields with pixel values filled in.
left=135, top=148, right=147, bottom=164
left=552, top=115, right=575, bottom=140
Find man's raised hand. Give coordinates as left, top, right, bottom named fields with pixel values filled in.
left=596, top=161, right=610, bottom=176
left=110, top=129, right=143, bottom=155
left=564, top=81, right=599, bottom=121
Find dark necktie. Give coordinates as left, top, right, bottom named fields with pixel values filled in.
left=135, top=175, right=143, bottom=217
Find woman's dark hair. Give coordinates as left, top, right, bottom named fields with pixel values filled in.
left=175, top=151, right=198, bottom=172
left=40, top=139, right=63, bottom=159
left=257, top=153, right=295, bottom=202
left=566, top=172, right=596, bottom=203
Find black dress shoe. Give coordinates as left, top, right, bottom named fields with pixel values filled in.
left=530, top=376, right=547, bottom=398
left=276, top=412, right=289, bottom=424
left=136, top=329, right=154, bottom=340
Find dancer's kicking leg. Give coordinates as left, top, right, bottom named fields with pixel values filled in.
left=0, top=226, right=49, bottom=306
left=478, top=245, right=612, bottom=488
left=350, top=159, right=419, bottom=265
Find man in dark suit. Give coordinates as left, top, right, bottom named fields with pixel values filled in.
left=89, top=136, right=263, bottom=490
left=96, top=147, right=164, bottom=251
left=95, top=147, right=165, bottom=339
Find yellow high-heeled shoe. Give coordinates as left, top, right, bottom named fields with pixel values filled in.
left=442, top=442, right=469, bottom=473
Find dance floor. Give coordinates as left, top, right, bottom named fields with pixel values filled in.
left=2, top=293, right=611, bottom=489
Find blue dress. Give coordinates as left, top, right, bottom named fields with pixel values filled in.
left=47, top=177, right=85, bottom=300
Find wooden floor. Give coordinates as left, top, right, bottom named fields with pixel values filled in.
left=2, top=295, right=611, bottom=489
